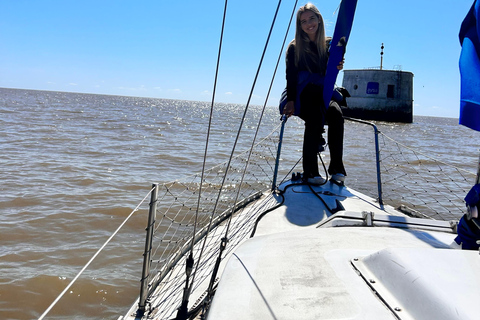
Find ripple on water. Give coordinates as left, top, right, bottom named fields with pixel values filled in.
left=0, top=88, right=476, bottom=320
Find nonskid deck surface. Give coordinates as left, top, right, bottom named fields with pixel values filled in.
left=255, top=179, right=401, bottom=236
left=207, top=225, right=476, bottom=320
left=206, top=181, right=479, bottom=320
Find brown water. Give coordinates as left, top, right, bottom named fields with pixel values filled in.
left=1, top=88, right=478, bottom=319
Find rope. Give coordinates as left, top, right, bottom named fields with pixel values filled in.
left=250, top=194, right=285, bottom=237
left=38, top=188, right=153, bottom=320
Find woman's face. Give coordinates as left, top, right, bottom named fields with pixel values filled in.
left=300, top=10, right=319, bottom=41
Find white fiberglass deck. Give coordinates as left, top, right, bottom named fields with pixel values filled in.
left=255, top=180, right=403, bottom=237
left=207, top=181, right=479, bottom=320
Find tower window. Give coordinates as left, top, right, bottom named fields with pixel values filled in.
left=387, top=85, right=395, bottom=98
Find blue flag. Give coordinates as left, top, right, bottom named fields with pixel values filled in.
left=459, top=1, right=480, bottom=131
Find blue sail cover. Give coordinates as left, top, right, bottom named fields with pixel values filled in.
left=459, top=1, right=480, bottom=131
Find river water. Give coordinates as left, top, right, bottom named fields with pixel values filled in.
left=1, top=87, right=478, bottom=319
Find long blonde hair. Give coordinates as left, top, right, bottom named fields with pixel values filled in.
left=293, top=3, right=327, bottom=73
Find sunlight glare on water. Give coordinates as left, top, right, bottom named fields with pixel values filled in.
left=0, top=88, right=478, bottom=319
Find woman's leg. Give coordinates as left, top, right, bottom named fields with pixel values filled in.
left=302, top=120, right=322, bottom=177
left=299, top=84, right=324, bottom=178
left=326, top=101, right=346, bottom=176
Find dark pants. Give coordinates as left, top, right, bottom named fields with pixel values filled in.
left=299, top=83, right=346, bottom=178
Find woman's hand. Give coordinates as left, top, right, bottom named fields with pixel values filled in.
left=337, top=59, right=345, bottom=70
left=283, top=101, right=295, bottom=117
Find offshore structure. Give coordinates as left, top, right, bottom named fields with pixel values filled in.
left=341, top=44, right=414, bottom=123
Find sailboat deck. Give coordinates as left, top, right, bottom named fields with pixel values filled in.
left=207, top=180, right=478, bottom=320
left=255, top=179, right=404, bottom=236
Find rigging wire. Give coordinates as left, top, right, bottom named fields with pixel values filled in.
left=194, top=2, right=285, bottom=303
left=177, top=0, right=300, bottom=316
left=199, top=0, right=300, bottom=311
left=224, top=0, right=299, bottom=237
left=176, top=0, right=229, bottom=319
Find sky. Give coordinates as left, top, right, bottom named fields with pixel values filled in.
left=0, top=0, right=475, bottom=118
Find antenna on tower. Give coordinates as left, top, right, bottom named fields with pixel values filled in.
left=380, top=43, right=384, bottom=70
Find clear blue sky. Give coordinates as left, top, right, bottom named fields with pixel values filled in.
left=0, top=0, right=474, bottom=118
